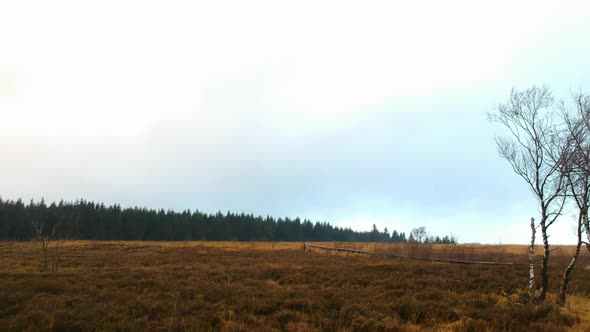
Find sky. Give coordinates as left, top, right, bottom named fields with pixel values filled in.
left=1, top=1, right=590, bottom=244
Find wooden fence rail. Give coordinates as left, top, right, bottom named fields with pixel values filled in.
left=306, top=244, right=520, bottom=266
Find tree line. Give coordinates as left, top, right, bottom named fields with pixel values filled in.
left=0, top=197, right=456, bottom=243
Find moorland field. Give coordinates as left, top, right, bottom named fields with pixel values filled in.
left=1, top=241, right=590, bottom=331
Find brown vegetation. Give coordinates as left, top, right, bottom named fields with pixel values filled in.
left=1, top=241, right=590, bottom=331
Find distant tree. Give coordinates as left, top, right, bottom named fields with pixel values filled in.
left=399, top=232, right=407, bottom=242
left=391, top=230, right=399, bottom=242
left=410, top=227, right=427, bottom=243
left=370, top=224, right=379, bottom=242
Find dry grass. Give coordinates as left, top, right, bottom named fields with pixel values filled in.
left=1, top=241, right=590, bottom=331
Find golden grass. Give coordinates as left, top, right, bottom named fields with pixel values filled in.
left=1, top=241, right=589, bottom=331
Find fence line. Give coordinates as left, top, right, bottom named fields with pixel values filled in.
left=306, top=244, right=521, bottom=266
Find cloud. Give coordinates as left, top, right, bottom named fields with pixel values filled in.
left=2, top=1, right=590, bottom=243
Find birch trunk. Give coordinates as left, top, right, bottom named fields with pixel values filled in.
left=539, top=217, right=550, bottom=302
left=528, top=218, right=536, bottom=295
left=585, top=219, right=590, bottom=253
left=559, top=213, right=584, bottom=305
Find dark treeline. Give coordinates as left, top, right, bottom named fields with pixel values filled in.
left=0, top=197, right=454, bottom=243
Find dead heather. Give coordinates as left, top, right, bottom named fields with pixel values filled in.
left=1, top=241, right=590, bottom=331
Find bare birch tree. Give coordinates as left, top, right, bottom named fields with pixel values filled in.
left=489, top=85, right=570, bottom=302
left=557, top=92, right=590, bottom=304
left=563, top=93, right=590, bottom=247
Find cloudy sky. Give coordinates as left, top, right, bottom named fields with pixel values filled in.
left=1, top=1, right=590, bottom=243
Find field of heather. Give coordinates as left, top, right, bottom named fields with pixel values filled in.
left=1, top=241, right=590, bottom=331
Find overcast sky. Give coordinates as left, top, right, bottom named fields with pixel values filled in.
left=1, top=1, right=590, bottom=243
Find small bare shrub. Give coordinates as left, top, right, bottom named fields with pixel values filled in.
left=31, top=216, right=75, bottom=273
